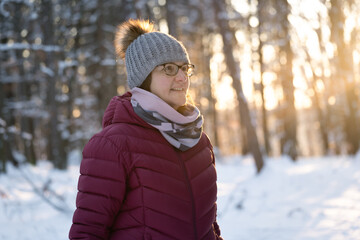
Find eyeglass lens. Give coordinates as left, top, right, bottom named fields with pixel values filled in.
left=162, top=63, right=194, bottom=76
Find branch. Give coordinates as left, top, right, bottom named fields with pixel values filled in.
left=17, top=166, right=73, bottom=214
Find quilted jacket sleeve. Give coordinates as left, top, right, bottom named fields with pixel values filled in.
left=208, top=139, right=224, bottom=240
left=69, top=135, right=128, bottom=239
left=213, top=221, right=224, bottom=240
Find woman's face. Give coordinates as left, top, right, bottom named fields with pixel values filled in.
left=149, top=62, right=190, bottom=110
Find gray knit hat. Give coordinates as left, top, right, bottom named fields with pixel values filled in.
left=125, top=32, right=190, bottom=89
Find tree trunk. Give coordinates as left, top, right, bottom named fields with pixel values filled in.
left=313, top=27, right=331, bottom=154
left=198, top=0, right=220, bottom=149
left=303, top=48, right=329, bottom=154
left=166, top=1, right=178, bottom=37
left=93, top=0, right=120, bottom=125
left=41, top=0, right=67, bottom=169
left=0, top=54, right=17, bottom=170
left=14, top=3, right=37, bottom=165
left=213, top=0, right=264, bottom=173
left=257, top=0, right=271, bottom=155
left=329, top=0, right=359, bottom=154
left=0, top=77, right=5, bottom=173
left=275, top=0, right=298, bottom=160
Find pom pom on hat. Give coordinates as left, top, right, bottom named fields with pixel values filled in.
left=114, top=19, right=154, bottom=59
left=114, top=19, right=190, bottom=89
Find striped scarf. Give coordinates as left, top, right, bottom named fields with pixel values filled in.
left=131, top=87, right=203, bottom=151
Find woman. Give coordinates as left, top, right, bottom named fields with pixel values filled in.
left=69, top=19, right=223, bottom=240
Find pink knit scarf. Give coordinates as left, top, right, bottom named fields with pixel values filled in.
left=131, top=87, right=203, bottom=151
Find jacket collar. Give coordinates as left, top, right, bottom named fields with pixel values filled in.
left=102, top=92, right=153, bottom=130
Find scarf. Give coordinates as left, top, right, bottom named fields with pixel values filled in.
left=131, top=87, right=203, bottom=151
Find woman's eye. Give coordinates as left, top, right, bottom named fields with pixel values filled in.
left=165, top=65, right=176, bottom=73
left=181, top=66, right=188, bottom=72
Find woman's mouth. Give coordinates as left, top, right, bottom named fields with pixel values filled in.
left=171, top=88, right=184, bottom=91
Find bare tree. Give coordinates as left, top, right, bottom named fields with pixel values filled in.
left=274, top=0, right=298, bottom=160
left=255, top=0, right=271, bottom=155
left=40, top=0, right=67, bottom=169
left=190, top=0, right=220, bottom=149
left=0, top=0, right=39, bottom=170
left=302, top=44, right=330, bottom=155
left=213, top=0, right=264, bottom=172
left=13, top=2, right=37, bottom=165
left=165, top=0, right=178, bottom=38
left=328, top=0, right=360, bottom=154
left=0, top=57, right=6, bottom=172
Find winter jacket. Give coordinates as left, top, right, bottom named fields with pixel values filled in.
left=69, top=92, right=223, bottom=240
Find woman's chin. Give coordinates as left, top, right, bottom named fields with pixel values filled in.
left=170, top=99, right=186, bottom=110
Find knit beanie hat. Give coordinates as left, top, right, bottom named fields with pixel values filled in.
left=114, top=19, right=190, bottom=89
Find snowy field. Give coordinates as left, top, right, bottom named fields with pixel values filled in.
left=0, top=152, right=360, bottom=240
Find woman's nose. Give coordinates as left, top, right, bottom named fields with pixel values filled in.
left=175, top=69, right=187, bottom=82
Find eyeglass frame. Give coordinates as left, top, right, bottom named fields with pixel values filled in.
left=157, top=63, right=195, bottom=77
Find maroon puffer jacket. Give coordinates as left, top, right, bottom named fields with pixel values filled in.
left=69, top=92, right=223, bottom=240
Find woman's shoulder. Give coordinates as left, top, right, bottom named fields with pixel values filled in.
left=200, top=132, right=213, bottom=148
left=87, top=122, right=162, bottom=152
left=82, top=123, right=134, bottom=156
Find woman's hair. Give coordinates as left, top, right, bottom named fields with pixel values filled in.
left=139, top=74, right=152, bottom=91
left=114, top=19, right=154, bottom=60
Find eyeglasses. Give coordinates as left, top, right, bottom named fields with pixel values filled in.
left=158, top=63, right=195, bottom=77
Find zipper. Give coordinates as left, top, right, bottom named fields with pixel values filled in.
left=175, top=151, right=198, bottom=240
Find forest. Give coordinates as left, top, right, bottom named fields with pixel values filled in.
left=1, top=0, right=360, bottom=173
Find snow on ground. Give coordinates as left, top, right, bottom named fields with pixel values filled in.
left=217, top=154, right=360, bottom=240
left=0, top=152, right=360, bottom=240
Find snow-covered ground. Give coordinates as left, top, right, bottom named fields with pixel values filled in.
left=217, top=155, right=360, bottom=240
left=0, top=152, right=360, bottom=240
